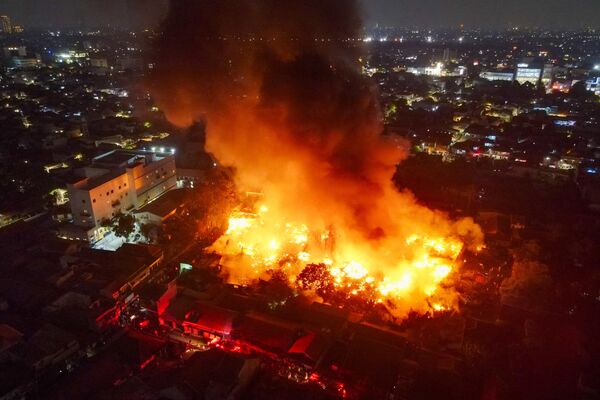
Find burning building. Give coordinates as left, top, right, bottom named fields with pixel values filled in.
left=148, top=0, right=483, bottom=317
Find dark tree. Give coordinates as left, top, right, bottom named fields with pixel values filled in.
left=112, top=213, right=136, bottom=239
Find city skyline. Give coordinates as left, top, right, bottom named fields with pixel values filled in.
left=0, top=1, right=600, bottom=398
left=2, top=0, right=600, bottom=30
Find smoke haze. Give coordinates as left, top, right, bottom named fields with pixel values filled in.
left=149, top=0, right=483, bottom=315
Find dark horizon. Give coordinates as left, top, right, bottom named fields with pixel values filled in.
left=2, top=0, right=600, bottom=30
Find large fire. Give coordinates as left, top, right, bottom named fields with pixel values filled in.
left=211, top=199, right=473, bottom=316
left=148, top=0, right=484, bottom=317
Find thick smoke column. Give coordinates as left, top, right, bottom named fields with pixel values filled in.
left=149, top=0, right=483, bottom=315
left=148, top=0, right=406, bottom=236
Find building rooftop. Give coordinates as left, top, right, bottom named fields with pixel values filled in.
left=136, top=189, right=192, bottom=219
left=184, top=303, right=238, bottom=336
left=0, top=324, right=23, bottom=353
left=16, top=323, right=78, bottom=367
left=68, top=243, right=163, bottom=297
left=93, top=150, right=140, bottom=167
left=93, top=149, right=173, bottom=169
left=234, top=312, right=299, bottom=354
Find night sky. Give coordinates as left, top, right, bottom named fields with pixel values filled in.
left=2, top=0, right=600, bottom=29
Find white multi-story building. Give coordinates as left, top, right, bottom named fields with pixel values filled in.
left=586, top=77, right=600, bottom=95
left=407, top=63, right=466, bottom=77
left=514, top=58, right=553, bottom=85
left=480, top=71, right=514, bottom=82
left=66, top=150, right=177, bottom=241
left=515, top=64, right=542, bottom=85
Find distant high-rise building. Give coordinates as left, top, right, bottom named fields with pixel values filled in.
left=515, top=57, right=545, bottom=85
left=0, top=15, right=13, bottom=34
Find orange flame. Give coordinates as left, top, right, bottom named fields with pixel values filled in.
left=211, top=201, right=478, bottom=317
left=148, top=0, right=484, bottom=318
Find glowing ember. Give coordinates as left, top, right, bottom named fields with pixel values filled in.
left=211, top=203, right=474, bottom=316
left=226, top=215, right=255, bottom=234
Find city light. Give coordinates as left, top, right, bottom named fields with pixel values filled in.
left=1, top=3, right=600, bottom=399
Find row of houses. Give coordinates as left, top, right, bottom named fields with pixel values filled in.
left=133, top=274, right=467, bottom=399
left=0, top=238, right=164, bottom=399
